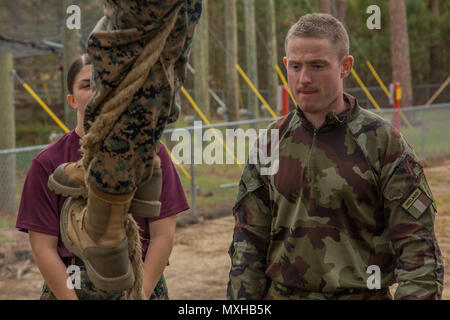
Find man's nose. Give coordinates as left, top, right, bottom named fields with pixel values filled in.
left=299, top=68, right=312, bottom=85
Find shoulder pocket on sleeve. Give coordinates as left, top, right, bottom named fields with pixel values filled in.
left=383, top=154, right=421, bottom=202
left=233, top=166, right=265, bottom=213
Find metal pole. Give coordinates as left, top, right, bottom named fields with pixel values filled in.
left=0, top=53, right=17, bottom=213
left=421, top=108, right=425, bottom=158
left=190, top=127, right=196, bottom=214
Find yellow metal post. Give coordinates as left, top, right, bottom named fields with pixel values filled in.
left=23, top=83, right=70, bottom=133
left=425, top=76, right=450, bottom=105
left=365, top=61, right=415, bottom=130
left=236, top=64, right=277, bottom=118
left=274, top=64, right=297, bottom=107
left=366, top=61, right=391, bottom=98
left=181, top=86, right=242, bottom=168
left=350, top=69, right=383, bottom=112
left=160, top=141, right=191, bottom=181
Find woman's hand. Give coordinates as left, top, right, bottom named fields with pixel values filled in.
left=29, top=231, right=79, bottom=300
left=142, top=215, right=177, bottom=299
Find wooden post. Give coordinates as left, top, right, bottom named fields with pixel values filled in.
left=244, top=0, right=259, bottom=119
left=225, top=0, right=239, bottom=121
left=0, top=53, right=17, bottom=214
left=62, top=0, right=80, bottom=129
left=193, top=0, right=210, bottom=118
left=265, top=0, right=279, bottom=112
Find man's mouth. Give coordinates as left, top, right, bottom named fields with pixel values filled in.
left=298, top=89, right=318, bottom=95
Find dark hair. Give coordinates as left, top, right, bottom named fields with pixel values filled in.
left=67, top=54, right=92, bottom=94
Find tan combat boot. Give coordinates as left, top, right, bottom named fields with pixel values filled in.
left=60, top=186, right=135, bottom=291
left=50, top=155, right=162, bottom=218
left=129, top=154, right=162, bottom=218
left=48, top=160, right=87, bottom=198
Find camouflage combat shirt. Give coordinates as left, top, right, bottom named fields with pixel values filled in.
left=227, top=93, right=443, bottom=300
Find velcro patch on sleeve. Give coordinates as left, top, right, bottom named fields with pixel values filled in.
left=401, top=187, right=433, bottom=219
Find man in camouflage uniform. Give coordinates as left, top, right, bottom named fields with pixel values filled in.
left=48, top=0, right=201, bottom=291
left=227, top=13, right=443, bottom=300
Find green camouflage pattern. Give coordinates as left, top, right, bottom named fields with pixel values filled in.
left=84, top=0, right=201, bottom=194
left=40, top=258, right=169, bottom=300
left=227, top=93, right=444, bottom=300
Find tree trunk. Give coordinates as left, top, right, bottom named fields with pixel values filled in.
left=62, top=0, right=81, bottom=129
left=429, top=0, right=440, bottom=82
left=7, top=0, right=25, bottom=38
left=388, top=0, right=413, bottom=109
left=193, top=0, right=210, bottom=118
left=317, top=0, right=332, bottom=14
left=265, top=0, right=279, bottom=113
left=225, top=0, right=239, bottom=121
left=336, top=0, right=347, bottom=24
left=243, top=0, right=259, bottom=119
left=0, top=53, right=17, bottom=214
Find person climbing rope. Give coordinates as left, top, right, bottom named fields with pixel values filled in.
left=16, top=54, right=190, bottom=300
left=47, top=0, right=202, bottom=292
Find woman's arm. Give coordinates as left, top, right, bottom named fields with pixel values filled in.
left=29, top=231, right=78, bottom=300
left=142, top=215, right=177, bottom=299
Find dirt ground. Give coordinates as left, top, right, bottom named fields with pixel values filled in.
left=1, top=160, right=449, bottom=300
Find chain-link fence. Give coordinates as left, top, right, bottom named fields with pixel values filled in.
left=0, top=145, right=46, bottom=214
left=1, top=103, right=450, bottom=215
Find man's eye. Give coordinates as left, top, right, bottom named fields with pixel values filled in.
left=314, top=64, right=324, bottom=69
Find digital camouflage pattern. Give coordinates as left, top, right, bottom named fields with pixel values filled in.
left=227, top=93, right=444, bottom=300
left=40, top=257, right=169, bottom=300
left=83, top=0, right=202, bottom=194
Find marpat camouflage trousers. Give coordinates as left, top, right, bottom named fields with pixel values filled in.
left=40, top=257, right=169, bottom=300
left=83, top=0, right=201, bottom=194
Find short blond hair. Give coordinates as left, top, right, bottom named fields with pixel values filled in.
left=285, top=13, right=349, bottom=59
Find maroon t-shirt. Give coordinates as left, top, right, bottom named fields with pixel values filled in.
left=16, top=130, right=189, bottom=259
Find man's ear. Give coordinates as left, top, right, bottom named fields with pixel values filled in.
left=67, top=95, right=76, bottom=109
left=341, top=55, right=354, bottom=79
left=283, top=57, right=287, bottom=68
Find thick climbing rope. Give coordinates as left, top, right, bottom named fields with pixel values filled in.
left=125, top=215, right=146, bottom=300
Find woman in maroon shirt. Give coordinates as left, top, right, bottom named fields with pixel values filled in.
left=16, top=54, right=189, bottom=300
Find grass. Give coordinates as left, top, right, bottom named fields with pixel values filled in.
left=0, top=217, right=15, bottom=228
left=178, top=164, right=242, bottom=208
left=15, top=122, right=61, bottom=148
left=0, top=232, right=7, bottom=244
left=435, top=194, right=450, bottom=212
left=429, top=175, right=446, bottom=185
left=382, top=108, right=450, bottom=157
left=0, top=216, right=16, bottom=244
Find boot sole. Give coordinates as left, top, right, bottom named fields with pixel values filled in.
left=48, top=173, right=87, bottom=198
left=60, top=197, right=134, bottom=292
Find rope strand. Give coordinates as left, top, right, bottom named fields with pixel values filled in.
left=125, top=215, right=146, bottom=300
